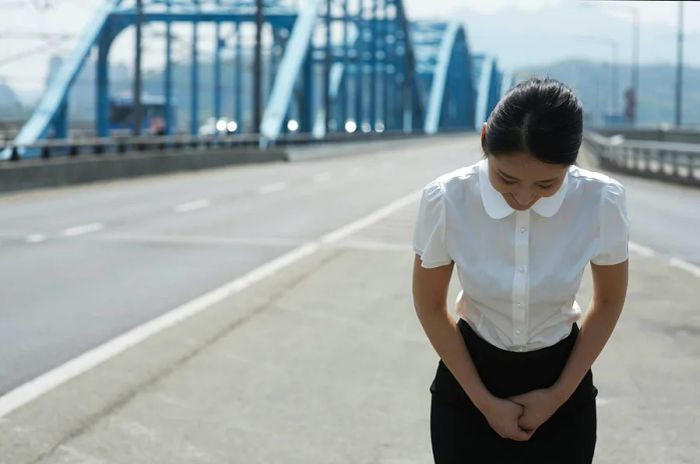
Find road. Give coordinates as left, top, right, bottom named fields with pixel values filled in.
left=0, top=134, right=698, bottom=463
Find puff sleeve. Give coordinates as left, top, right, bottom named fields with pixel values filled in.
left=591, top=180, right=630, bottom=265
left=412, top=180, right=452, bottom=268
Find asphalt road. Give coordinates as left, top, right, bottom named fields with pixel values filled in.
left=1, top=134, right=699, bottom=396
left=0, top=134, right=698, bottom=463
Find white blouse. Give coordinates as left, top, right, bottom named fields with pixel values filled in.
left=412, top=156, right=630, bottom=352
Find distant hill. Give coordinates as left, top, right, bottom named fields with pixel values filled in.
left=515, top=59, right=700, bottom=127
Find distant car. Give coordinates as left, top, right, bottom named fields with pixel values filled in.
left=198, top=117, right=238, bottom=136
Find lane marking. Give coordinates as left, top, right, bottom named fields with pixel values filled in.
left=629, top=241, right=655, bottom=257
left=313, top=171, right=332, bottom=182
left=86, top=233, right=304, bottom=247
left=174, top=199, right=210, bottom=213
left=84, top=233, right=411, bottom=252
left=61, top=223, right=103, bottom=237
left=628, top=240, right=700, bottom=278
left=333, top=239, right=412, bottom=252
left=26, top=234, right=46, bottom=244
left=668, top=257, right=700, bottom=278
left=258, top=182, right=287, bottom=195
left=0, top=188, right=422, bottom=418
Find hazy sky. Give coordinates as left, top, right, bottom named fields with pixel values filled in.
left=407, top=0, right=698, bottom=27
left=1, top=0, right=698, bottom=98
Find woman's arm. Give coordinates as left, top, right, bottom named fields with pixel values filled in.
left=413, top=254, right=539, bottom=441
left=552, top=258, right=629, bottom=402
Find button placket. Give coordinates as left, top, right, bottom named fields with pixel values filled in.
left=512, top=211, right=530, bottom=347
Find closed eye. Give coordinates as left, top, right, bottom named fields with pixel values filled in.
left=499, top=176, right=555, bottom=189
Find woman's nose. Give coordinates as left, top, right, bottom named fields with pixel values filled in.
left=512, top=189, right=534, bottom=205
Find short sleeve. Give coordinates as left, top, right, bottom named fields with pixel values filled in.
left=591, top=180, right=630, bottom=265
left=412, top=180, right=452, bottom=268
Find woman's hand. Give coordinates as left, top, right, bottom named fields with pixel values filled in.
left=481, top=396, right=534, bottom=441
left=507, top=387, right=564, bottom=435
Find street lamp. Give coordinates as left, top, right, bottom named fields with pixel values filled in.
left=675, top=1, right=683, bottom=127
left=601, top=3, right=640, bottom=125
left=575, top=35, right=619, bottom=119
left=579, top=1, right=639, bottom=125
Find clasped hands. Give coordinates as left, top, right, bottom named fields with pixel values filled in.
left=483, top=387, right=565, bottom=442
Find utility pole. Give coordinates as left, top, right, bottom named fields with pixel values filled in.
left=631, top=8, right=639, bottom=125
left=675, top=1, right=684, bottom=127
left=254, top=0, right=263, bottom=134
left=324, top=0, right=331, bottom=132
left=133, top=0, right=143, bottom=136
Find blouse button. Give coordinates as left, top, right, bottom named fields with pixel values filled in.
left=517, top=303, right=522, bottom=308
left=520, top=226, right=527, bottom=233
left=515, top=329, right=522, bottom=335
left=519, top=266, right=525, bottom=273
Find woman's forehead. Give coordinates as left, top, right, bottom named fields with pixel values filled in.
left=489, top=153, right=567, bottom=180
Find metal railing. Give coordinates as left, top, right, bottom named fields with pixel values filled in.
left=583, top=130, right=700, bottom=187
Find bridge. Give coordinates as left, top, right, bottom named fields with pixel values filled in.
left=1, top=0, right=508, bottom=161
left=0, top=1, right=698, bottom=463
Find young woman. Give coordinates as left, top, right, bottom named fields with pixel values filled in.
left=412, top=77, right=629, bottom=463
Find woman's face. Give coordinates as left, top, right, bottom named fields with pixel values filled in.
left=486, top=152, right=568, bottom=211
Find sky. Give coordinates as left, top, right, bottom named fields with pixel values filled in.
left=1, top=0, right=698, bottom=100
left=406, top=0, right=697, bottom=26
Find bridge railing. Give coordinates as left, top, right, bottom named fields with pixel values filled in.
left=583, top=130, right=700, bottom=187
left=0, top=129, right=448, bottom=162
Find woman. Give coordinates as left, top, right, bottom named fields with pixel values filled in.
left=412, top=77, right=629, bottom=463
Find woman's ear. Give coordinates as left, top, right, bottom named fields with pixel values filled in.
left=480, top=122, right=487, bottom=148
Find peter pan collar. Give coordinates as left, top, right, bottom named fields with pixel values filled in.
left=478, top=157, right=569, bottom=219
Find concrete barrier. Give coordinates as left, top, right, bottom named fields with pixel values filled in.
left=0, top=147, right=288, bottom=194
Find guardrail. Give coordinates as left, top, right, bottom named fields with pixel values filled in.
left=583, top=130, right=700, bottom=187
left=0, top=129, right=440, bottom=162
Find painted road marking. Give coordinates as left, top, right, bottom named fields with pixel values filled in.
left=258, top=182, right=287, bottom=194
left=61, top=223, right=104, bottom=237
left=313, top=171, right=332, bottom=182
left=26, top=234, right=46, bottom=244
left=174, top=199, right=210, bottom=213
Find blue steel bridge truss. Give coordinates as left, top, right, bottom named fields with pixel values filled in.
left=3, top=0, right=515, bottom=160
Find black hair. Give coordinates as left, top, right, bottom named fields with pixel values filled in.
left=481, top=76, right=583, bottom=166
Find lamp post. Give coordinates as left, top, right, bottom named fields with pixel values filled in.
left=575, top=35, right=619, bottom=120
left=605, top=3, right=640, bottom=126
left=133, top=0, right=143, bottom=136
left=675, top=1, right=683, bottom=127
left=579, top=1, right=639, bottom=125
left=254, top=0, right=263, bottom=134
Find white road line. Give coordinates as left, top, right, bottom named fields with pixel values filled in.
left=258, top=182, right=287, bottom=195
left=0, top=187, right=423, bottom=418
left=629, top=241, right=656, bottom=257
left=86, top=233, right=304, bottom=248
left=26, top=234, right=46, bottom=244
left=321, top=193, right=419, bottom=244
left=667, top=257, right=700, bottom=278
left=61, top=223, right=104, bottom=237
left=628, top=240, right=700, bottom=278
left=334, top=240, right=412, bottom=252
left=313, top=171, right=332, bottom=182
left=174, top=199, right=210, bottom=213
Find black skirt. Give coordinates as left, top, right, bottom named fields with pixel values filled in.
left=429, top=318, right=598, bottom=464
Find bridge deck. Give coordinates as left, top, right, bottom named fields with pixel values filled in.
left=0, top=134, right=697, bottom=463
